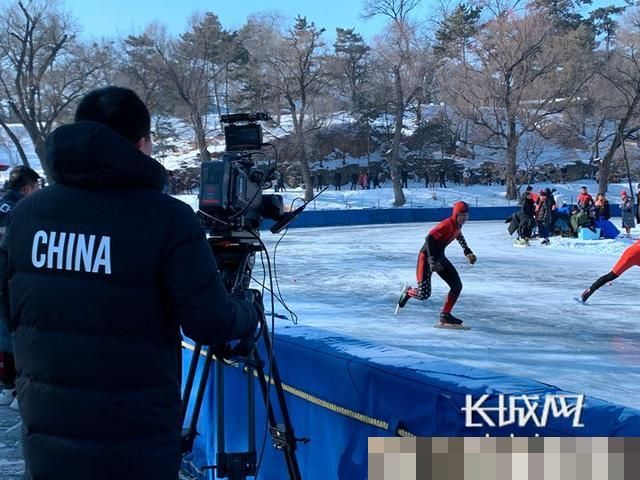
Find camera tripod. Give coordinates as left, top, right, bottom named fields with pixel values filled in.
left=180, top=231, right=305, bottom=480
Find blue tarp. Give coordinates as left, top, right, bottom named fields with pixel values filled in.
left=596, top=218, right=621, bottom=239
left=181, top=326, right=640, bottom=479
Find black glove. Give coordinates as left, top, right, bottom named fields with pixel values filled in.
left=215, top=290, right=263, bottom=360
left=229, top=289, right=263, bottom=358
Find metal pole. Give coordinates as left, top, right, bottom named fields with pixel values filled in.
left=621, top=129, right=635, bottom=219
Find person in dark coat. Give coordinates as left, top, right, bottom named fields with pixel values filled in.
left=334, top=170, right=342, bottom=191
left=0, top=87, right=260, bottom=480
left=621, top=190, right=636, bottom=236
left=401, top=168, right=408, bottom=188
left=0, top=166, right=40, bottom=408
left=276, top=171, right=286, bottom=192
left=594, top=193, right=610, bottom=220
left=518, top=190, right=536, bottom=243
left=372, top=171, right=381, bottom=189
left=544, top=187, right=556, bottom=210
left=350, top=172, right=358, bottom=190
left=536, top=190, right=553, bottom=244
left=439, top=169, right=447, bottom=188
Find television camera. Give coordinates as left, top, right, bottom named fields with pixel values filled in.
left=180, top=112, right=308, bottom=480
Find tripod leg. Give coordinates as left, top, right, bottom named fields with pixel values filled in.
left=182, top=346, right=216, bottom=454
left=253, top=337, right=303, bottom=480
left=216, top=360, right=257, bottom=479
left=180, top=343, right=202, bottom=424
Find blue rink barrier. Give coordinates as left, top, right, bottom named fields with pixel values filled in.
left=181, top=326, right=640, bottom=480
left=262, top=206, right=520, bottom=229
left=262, top=205, right=623, bottom=229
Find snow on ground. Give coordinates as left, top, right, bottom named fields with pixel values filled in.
left=0, top=406, right=23, bottom=480
left=256, top=219, right=640, bottom=411
left=177, top=180, right=637, bottom=212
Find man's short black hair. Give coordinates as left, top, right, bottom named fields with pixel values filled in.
left=7, top=166, right=40, bottom=191
left=74, top=86, right=151, bottom=143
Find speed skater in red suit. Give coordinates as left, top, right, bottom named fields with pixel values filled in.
left=397, top=201, right=477, bottom=325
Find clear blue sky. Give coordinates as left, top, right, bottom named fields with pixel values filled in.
left=63, top=0, right=629, bottom=41
left=62, top=0, right=391, bottom=40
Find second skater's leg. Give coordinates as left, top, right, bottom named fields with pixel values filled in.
left=437, top=259, right=463, bottom=324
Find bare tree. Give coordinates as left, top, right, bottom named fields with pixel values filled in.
left=436, top=10, right=592, bottom=199
left=592, top=16, right=640, bottom=193
left=239, top=15, right=331, bottom=202
left=121, top=25, right=172, bottom=114
left=518, top=134, right=545, bottom=191
left=363, top=0, right=430, bottom=206
left=126, top=13, right=244, bottom=161
left=0, top=0, right=111, bottom=176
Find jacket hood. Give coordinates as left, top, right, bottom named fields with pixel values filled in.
left=451, top=201, right=469, bottom=219
left=46, top=121, right=167, bottom=190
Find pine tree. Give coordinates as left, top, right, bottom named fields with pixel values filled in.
left=589, top=6, right=626, bottom=53
left=334, top=28, right=371, bottom=113
left=433, top=3, right=482, bottom=63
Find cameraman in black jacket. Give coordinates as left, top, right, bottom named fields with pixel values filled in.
left=0, top=86, right=260, bottom=480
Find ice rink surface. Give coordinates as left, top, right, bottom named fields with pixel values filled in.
left=259, top=220, right=640, bottom=410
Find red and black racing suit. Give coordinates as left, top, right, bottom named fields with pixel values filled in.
left=407, top=205, right=473, bottom=314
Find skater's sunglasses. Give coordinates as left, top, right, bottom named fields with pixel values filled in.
left=456, top=212, right=469, bottom=224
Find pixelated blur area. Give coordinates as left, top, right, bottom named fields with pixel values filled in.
left=368, top=437, right=640, bottom=480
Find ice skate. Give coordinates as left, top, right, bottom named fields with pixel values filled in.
left=439, top=312, right=463, bottom=325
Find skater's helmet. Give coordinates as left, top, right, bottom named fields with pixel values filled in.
left=452, top=201, right=470, bottom=225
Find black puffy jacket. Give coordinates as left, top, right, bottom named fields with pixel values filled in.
left=0, top=189, right=24, bottom=240
left=0, top=122, right=258, bottom=480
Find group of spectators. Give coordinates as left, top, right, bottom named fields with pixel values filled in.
left=509, top=184, right=638, bottom=244
left=347, top=170, right=381, bottom=190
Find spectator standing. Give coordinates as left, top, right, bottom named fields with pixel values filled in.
left=621, top=191, right=636, bottom=236
left=594, top=193, right=611, bottom=220
left=0, top=166, right=41, bottom=410
left=334, top=171, right=342, bottom=191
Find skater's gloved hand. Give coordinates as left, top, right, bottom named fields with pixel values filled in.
left=428, top=257, right=444, bottom=272
left=466, top=253, right=477, bottom=265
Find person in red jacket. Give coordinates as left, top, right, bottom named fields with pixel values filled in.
left=577, top=185, right=593, bottom=209
left=397, top=201, right=477, bottom=325
left=581, top=240, right=640, bottom=302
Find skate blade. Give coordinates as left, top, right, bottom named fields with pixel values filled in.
left=394, top=281, right=407, bottom=315
left=434, top=323, right=471, bottom=330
